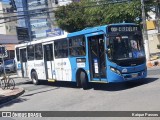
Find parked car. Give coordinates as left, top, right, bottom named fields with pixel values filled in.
left=3, top=59, right=16, bottom=73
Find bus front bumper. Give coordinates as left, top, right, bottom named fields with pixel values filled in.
left=108, top=69, right=147, bottom=83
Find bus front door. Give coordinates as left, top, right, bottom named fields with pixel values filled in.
left=43, top=44, right=54, bottom=80
left=20, top=48, right=28, bottom=77
left=88, top=34, right=106, bottom=81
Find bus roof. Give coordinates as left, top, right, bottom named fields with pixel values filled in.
left=15, top=34, right=68, bottom=48
left=68, top=23, right=137, bottom=37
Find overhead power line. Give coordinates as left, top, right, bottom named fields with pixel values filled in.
left=0, top=7, right=54, bottom=14
left=0, top=10, right=55, bottom=20
left=0, top=0, right=154, bottom=16
left=0, top=0, right=132, bottom=15
left=0, top=17, right=25, bottom=24
left=0, top=0, right=151, bottom=24
left=0, top=0, right=134, bottom=20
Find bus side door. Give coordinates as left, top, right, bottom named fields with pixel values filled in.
left=87, top=33, right=107, bottom=81
left=43, top=43, right=55, bottom=80
left=19, top=48, right=28, bottom=77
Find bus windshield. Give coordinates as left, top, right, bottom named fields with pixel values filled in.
left=108, top=34, right=145, bottom=60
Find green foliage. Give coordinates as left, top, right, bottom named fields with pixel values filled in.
left=54, top=0, right=154, bottom=32
left=54, top=2, right=87, bottom=32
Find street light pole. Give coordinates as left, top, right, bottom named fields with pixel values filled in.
left=141, top=0, right=150, bottom=61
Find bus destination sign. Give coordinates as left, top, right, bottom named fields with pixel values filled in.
left=108, top=25, right=139, bottom=32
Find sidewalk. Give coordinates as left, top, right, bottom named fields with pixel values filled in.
left=0, top=88, right=25, bottom=105
left=0, top=74, right=26, bottom=105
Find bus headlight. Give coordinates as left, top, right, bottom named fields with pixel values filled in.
left=110, top=67, right=121, bottom=75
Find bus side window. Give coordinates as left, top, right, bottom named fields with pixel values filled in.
left=35, top=43, right=43, bottom=60
left=27, top=45, right=34, bottom=61
left=54, top=39, right=68, bottom=58
left=69, top=36, right=86, bottom=56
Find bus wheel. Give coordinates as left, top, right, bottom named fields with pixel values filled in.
left=80, top=71, right=89, bottom=90
left=31, top=71, right=39, bottom=85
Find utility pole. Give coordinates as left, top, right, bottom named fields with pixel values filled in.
left=48, top=0, right=57, bottom=29
left=156, top=0, right=160, bottom=33
left=141, top=0, right=150, bottom=61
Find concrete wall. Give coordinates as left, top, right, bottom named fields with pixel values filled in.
left=148, top=33, right=160, bottom=54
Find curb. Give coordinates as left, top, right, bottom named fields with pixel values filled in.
left=0, top=88, right=25, bottom=105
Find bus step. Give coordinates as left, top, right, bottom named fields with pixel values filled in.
left=90, top=81, right=107, bottom=83
left=48, top=79, right=56, bottom=82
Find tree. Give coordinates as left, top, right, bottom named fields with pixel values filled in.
left=54, top=2, right=87, bottom=32
left=54, top=0, right=154, bottom=32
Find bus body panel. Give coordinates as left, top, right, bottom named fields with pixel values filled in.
left=16, top=62, right=23, bottom=77
left=33, top=60, right=46, bottom=80
left=27, top=60, right=46, bottom=80
left=54, top=58, right=72, bottom=81
left=27, top=61, right=34, bottom=79
left=69, top=57, right=89, bottom=82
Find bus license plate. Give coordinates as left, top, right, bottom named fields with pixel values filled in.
left=132, top=74, right=138, bottom=78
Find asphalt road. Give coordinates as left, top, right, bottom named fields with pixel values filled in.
left=0, top=68, right=160, bottom=120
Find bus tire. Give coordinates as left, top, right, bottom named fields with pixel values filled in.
left=31, top=71, right=39, bottom=85
left=76, top=70, right=82, bottom=87
left=80, top=71, right=89, bottom=90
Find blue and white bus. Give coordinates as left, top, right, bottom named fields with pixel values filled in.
left=15, top=23, right=147, bottom=89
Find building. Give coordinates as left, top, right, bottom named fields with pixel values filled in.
left=27, top=0, right=50, bottom=39
left=146, top=10, right=160, bottom=54
left=15, top=0, right=28, bottom=28
left=0, top=2, right=17, bottom=35
left=14, top=0, right=73, bottom=41
left=0, top=1, right=19, bottom=60
left=0, top=34, right=19, bottom=60
left=27, top=0, right=72, bottom=40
